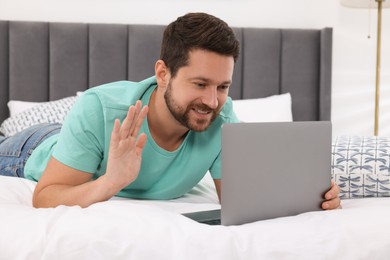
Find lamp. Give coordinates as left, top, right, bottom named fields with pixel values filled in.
left=341, top=0, right=390, bottom=135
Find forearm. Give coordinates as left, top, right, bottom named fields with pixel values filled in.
left=213, top=179, right=221, bottom=203
left=33, top=175, right=118, bottom=208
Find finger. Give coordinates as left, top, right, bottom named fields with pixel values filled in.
left=110, top=119, right=121, bottom=146
left=322, top=197, right=341, bottom=210
left=325, top=182, right=340, bottom=200
left=128, top=101, right=144, bottom=135
left=131, top=105, right=149, bottom=137
left=120, top=105, right=136, bottom=139
left=330, top=179, right=339, bottom=191
left=135, top=133, right=147, bottom=156
left=333, top=182, right=340, bottom=193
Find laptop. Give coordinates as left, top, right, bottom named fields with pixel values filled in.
left=183, top=121, right=332, bottom=225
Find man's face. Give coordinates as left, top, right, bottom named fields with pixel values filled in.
left=163, top=49, right=234, bottom=132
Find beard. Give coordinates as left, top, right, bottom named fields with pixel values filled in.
left=164, top=81, right=220, bottom=132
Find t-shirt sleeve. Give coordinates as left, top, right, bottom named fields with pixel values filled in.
left=209, top=151, right=222, bottom=179
left=52, top=92, right=105, bottom=173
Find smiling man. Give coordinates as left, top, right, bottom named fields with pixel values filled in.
left=0, top=12, right=340, bottom=210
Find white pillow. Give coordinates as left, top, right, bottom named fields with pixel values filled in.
left=76, top=91, right=84, bottom=97
left=0, top=96, right=78, bottom=137
left=232, top=93, right=293, bottom=122
left=7, top=91, right=84, bottom=117
left=7, top=100, right=42, bottom=117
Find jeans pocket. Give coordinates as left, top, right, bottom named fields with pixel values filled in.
left=0, top=163, right=24, bottom=177
left=0, top=123, right=61, bottom=157
left=26, top=124, right=61, bottom=155
left=0, top=130, right=37, bottom=157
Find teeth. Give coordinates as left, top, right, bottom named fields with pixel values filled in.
left=194, top=108, right=209, bottom=114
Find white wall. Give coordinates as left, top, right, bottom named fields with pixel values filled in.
left=0, top=0, right=389, bottom=137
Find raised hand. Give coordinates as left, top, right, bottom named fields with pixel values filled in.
left=103, top=100, right=149, bottom=192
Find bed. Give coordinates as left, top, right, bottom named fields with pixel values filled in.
left=1, top=20, right=390, bottom=259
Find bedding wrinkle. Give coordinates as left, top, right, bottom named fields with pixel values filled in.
left=1, top=176, right=390, bottom=259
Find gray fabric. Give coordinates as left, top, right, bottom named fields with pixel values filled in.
left=241, top=28, right=282, bottom=98
left=0, top=21, right=332, bottom=123
left=89, top=24, right=128, bottom=87
left=281, top=29, right=321, bottom=121
left=0, top=21, right=8, bottom=123
left=50, top=23, right=88, bottom=100
left=9, top=22, right=49, bottom=101
left=128, top=25, right=165, bottom=82
left=229, top=28, right=243, bottom=100
left=319, top=28, right=333, bottom=121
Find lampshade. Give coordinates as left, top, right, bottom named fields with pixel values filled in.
left=341, top=0, right=390, bottom=8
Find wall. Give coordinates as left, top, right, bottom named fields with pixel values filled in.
left=0, top=0, right=389, bottom=137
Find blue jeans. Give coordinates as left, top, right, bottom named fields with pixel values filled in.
left=0, top=123, right=62, bottom=178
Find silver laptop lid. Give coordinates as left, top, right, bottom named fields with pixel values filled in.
left=221, top=121, right=331, bottom=225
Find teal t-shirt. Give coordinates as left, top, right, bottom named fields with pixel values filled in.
left=24, top=76, right=239, bottom=200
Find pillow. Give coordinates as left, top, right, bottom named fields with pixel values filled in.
left=7, top=100, right=41, bottom=117
left=232, top=93, right=293, bottom=122
left=7, top=91, right=85, bottom=117
left=332, top=135, right=390, bottom=199
left=0, top=96, right=78, bottom=137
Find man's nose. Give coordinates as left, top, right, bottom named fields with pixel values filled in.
left=202, top=88, right=219, bottom=109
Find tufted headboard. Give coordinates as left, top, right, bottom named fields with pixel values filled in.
left=0, top=21, right=332, bottom=123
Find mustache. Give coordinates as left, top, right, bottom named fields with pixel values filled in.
left=190, top=103, right=215, bottom=113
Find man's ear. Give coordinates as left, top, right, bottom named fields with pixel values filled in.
left=155, top=60, right=170, bottom=88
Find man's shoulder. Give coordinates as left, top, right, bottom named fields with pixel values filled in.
left=92, top=76, right=156, bottom=90
left=218, top=97, right=239, bottom=123
left=82, top=76, right=157, bottom=109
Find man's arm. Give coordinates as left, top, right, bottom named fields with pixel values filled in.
left=213, top=179, right=221, bottom=202
left=33, top=157, right=119, bottom=208
left=33, top=101, right=148, bottom=208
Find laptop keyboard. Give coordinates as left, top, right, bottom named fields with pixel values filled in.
left=200, top=219, right=221, bottom=225
left=182, top=209, right=222, bottom=225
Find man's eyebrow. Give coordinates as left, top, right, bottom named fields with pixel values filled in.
left=189, top=77, right=232, bottom=85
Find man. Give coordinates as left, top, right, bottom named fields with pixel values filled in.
left=0, top=12, right=340, bottom=210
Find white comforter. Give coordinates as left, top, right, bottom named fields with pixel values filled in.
left=1, top=175, right=390, bottom=260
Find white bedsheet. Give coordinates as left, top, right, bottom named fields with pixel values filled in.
left=1, top=175, right=390, bottom=260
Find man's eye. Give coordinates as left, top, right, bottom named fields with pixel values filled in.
left=195, top=83, right=206, bottom=88
left=219, top=85, right=229, bottom=91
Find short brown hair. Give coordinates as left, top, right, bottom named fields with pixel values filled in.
left=160, top=12, right=240, bottom=78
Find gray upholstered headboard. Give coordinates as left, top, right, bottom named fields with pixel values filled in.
left=0, top=21, right=332, bottom=124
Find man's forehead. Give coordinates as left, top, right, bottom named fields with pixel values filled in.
left=178, top=50, right=234, bottom=82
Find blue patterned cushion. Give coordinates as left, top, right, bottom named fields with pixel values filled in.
left=332, top=136, right=390, bottom=199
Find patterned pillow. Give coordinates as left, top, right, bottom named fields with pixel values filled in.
left=332, top=135, right=390, bottom=199
left=0, top=96, right=78, bottom=137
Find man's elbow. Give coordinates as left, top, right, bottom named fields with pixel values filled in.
left=32, top=186, right=53, bottom=208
